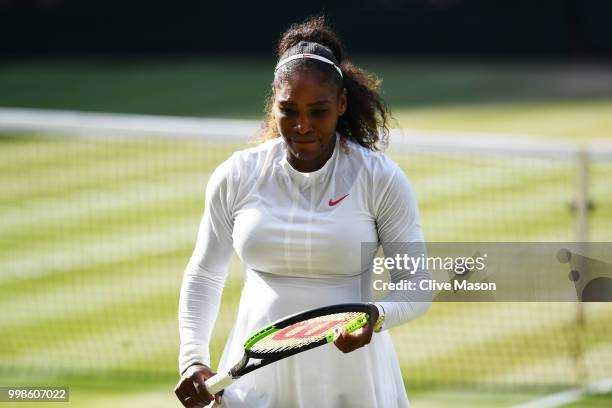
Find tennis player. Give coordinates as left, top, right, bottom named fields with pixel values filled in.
left=175, top=16, right=431, bottom=407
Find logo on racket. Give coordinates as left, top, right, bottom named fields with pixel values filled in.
left=272, top=319, right=349, bottom=340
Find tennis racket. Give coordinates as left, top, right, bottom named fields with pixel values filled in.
left=204, top=302, right=374, bottom=394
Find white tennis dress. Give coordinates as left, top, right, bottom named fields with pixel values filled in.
left=179, top=135, right=431, bottom=408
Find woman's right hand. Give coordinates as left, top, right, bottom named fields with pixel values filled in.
left=174, top=364, right=222, bottom=407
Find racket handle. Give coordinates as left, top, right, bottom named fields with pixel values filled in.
left=205, top=371, right=235, bottom=395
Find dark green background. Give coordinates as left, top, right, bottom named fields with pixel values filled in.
left=1, top=0, right=611, bottom=58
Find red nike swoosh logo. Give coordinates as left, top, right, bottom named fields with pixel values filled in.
left=328, top=194, right=350, bottom=207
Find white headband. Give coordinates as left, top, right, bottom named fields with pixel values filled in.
left=275, top=53, right=343, bottom=78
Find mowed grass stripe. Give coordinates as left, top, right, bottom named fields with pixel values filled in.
left=394, top=99, right=612, bottom=140
left=389, top=152, right=504, bottom=180
left=0, top=198, right=201, bottom=252
left=435, top=163, right=612, bottom=241
left=0, top=135, right=111, bottom=169
left=413, top=160, right=573, bottom=212
left=591, top=164, right=612, bottom=240
left=0, top=152, right=224, bottom=205
left=0, top=260, right=245, bottom=371
left=0, top=171, right=210, bottom=243
left=2, top=296, right=178, bottom=370
left=400, top=305, right=612, bottom=386
left=0, top=240, right=194, bottom=299
left=0, top=283, right=179, bottom=357
left=107, top=316, right=234, bottom=375
left=0, top=137, right=185, bottom=180
left=99, top=268, right=245, bottom=372
left=0, top=219, right=197, bottom=283
left=392, top=303, right=580, bottom=367
left=0, top=257, right=181, bottom=330
left=423, top=206, right=573, bottom=241
left=492, top=341, right=612, bottom=386
left=2, top=192, right=201, bottom=252
left=0, top=140, right=238, bottom=203
left=0, top=135, right=206, bottom=172
left=408, top=156, right=575, bottom=239
left=396, top=303, right=611, bottom=383
left=420, top=181, right=576, bottom=241
left=0, top=252, right=243, bottom=334
left=0, top=136, right=241, bottom=173
left=418, top=162, right=571, bottom=205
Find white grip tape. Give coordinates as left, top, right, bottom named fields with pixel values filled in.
left=205, top=371, right=235, bottom=395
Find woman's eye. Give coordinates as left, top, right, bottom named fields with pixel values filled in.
left=279, top=108, right=296, bottom=116
left=278, top=108, right=328, bottom=117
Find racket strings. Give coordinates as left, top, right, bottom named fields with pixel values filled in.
left=250, top=312, right=365, bottom=354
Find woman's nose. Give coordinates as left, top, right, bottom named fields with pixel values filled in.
left=295, top=114, right=312, bottom=134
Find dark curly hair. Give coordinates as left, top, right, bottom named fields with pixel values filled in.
left=260, top=16, right=391, bottom=150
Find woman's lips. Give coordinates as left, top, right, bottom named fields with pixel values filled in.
left=291, top=137, right=318, bottom=144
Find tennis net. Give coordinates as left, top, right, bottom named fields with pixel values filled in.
left=1, top=108, right=611, bottom=390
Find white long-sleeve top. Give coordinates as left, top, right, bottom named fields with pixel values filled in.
left=178, top=135, right=431, bottom=407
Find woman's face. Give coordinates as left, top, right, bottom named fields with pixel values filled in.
left=273, top=70, right=346, bottom=172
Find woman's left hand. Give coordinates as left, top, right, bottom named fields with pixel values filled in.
left=333, top=304, right=379, bottom=353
